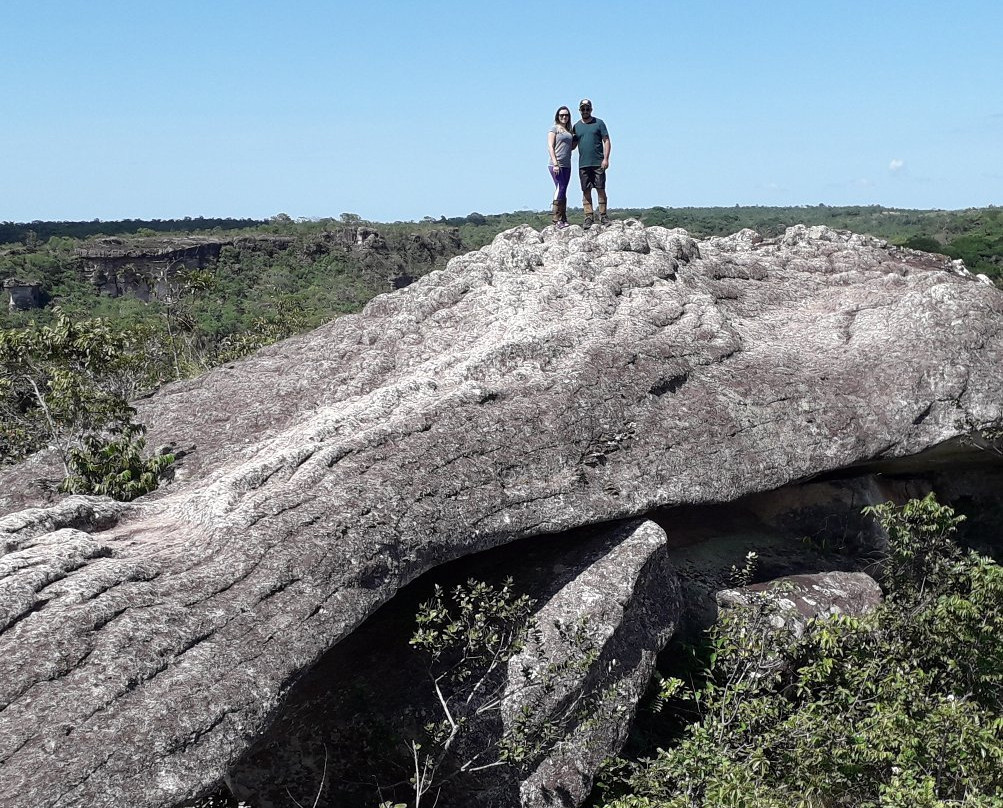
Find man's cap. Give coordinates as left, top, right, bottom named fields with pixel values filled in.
left=579, top=98, right=592, bottom=108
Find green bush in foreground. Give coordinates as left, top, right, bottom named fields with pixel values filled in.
left=59, top=423, right=174, bottom=501
left=600, top=495, right=1003, bottom=808
left=0, top=310, right=165, bottom=463
left=0, top=311, right=175, bottom=500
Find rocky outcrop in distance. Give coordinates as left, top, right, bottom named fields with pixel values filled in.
left=1, top=220, right=1003, bottom=808
left=3, top=277, right=46, bottom=310
left=76, top=236, right=231, bottom=299
left=72, top=226, right=464, bottom=300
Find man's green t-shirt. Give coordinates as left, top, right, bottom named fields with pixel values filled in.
left=573, top=118, right=609, bottom=168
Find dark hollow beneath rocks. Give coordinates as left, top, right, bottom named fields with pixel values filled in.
left=198, top=446, right=1003, bottom=808
left=226, top=518, right=680, bottom=808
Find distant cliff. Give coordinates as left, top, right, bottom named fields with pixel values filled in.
left=74, top=226, right=464, bottom=300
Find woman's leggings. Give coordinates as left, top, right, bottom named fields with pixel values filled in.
left=550, top=165, right=571, bottom=201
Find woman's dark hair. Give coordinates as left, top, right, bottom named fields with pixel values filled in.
left=554, top=106, right=572, bottom=131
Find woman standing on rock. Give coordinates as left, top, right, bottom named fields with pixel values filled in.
left=548, top=106, right=575, bottom=229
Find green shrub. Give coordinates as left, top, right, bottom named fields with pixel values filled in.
left=59, top=423, right=174, bottom=501
left=600, top=495, right=1003, bottom=808
left=0, top=310, right=154, bottom=465
left=395, top=577, right=607, bottom=807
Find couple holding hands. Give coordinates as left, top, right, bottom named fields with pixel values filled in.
left=547, top=98, right=611, bottom=230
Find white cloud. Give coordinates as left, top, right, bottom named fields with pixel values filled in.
left=889, top=159, right=905, bottom=172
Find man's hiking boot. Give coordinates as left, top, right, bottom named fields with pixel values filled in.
left=583, top=215, right=595, bottom=230
left=600, top=214, right=611, bottom=226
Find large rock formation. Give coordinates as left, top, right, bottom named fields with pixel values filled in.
left=72, top=227, right=464, bottom=301
left=1, top=220, right=1002, bottom=808
left=76, top=236, right=231, bottom=298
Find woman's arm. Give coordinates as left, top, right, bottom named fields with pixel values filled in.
left=548, top=130, right=559, bottom=165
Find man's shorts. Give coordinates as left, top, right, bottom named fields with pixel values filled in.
left=579, top=166, right=606, bottom=193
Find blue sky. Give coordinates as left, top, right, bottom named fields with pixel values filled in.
left=4, top=0, right=1002, bottom=222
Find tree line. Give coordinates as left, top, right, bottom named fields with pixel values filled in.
left=0, top=216, right=267, bottom=246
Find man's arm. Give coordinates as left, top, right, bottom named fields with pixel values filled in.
left=602, top=136, right=611, bottom=170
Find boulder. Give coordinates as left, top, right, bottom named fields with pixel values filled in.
left=708, top=571, right=884, bottom=696
left=1, top=221, right=1003, bottom=807
left=717, top=570, right=884, bottom=633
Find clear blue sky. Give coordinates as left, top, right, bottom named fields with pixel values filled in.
left=4, top=0, right=1001, bottom=222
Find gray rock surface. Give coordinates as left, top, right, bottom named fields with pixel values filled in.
left=710, top=571, right=884, bottom=692
left=717, top=570, right=884, bottom=633
left=513, top=521, right=678, bottom=808
left=227, top=519, right=679, bottom=808
left=1, top=221, right=1002, bottom=807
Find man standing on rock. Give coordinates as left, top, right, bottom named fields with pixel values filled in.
left=573, top=98, right=611, bottom=230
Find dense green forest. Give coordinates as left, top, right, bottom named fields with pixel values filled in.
left=5, top=203, right=1003, bottom=270
left=0, top=216, right=267, bottom=246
